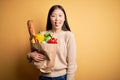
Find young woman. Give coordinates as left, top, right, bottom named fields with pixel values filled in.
left=27, top=5, right=77, bottom=80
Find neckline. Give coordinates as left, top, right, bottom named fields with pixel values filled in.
left=49, top=30, right=64, bottom=34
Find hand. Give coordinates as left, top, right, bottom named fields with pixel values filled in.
left=30, top=51, right=45, bottom=62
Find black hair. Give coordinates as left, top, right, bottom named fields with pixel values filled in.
left=46, top=5, right=71, bottom=31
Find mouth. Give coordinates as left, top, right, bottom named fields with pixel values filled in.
left=55, top=22, right=61, bottom=26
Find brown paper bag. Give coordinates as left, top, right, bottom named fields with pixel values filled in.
left=32, top=43, right=58, bottom=73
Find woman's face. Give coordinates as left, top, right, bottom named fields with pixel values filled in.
left=50, top=8, right=65, bottom=31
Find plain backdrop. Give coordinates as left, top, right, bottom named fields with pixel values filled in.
left=0, top=0, right=120, bottom=80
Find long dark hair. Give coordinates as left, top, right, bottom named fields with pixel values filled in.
left=46, top=5, right=71, bottom=31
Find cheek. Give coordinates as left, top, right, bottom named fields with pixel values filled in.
left=50, top=18, right=55, bottom=24
left=61, top=18, right=65, bottom=24
left=61, top=17, right=65, bottom=22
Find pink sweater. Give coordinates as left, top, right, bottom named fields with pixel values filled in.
left=28, top=30, right=77, bottom=80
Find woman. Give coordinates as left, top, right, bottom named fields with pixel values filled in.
left=27, top=5, right=77, bottom=80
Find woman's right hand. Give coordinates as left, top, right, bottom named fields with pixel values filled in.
left=30, top=51, right=45, bottom=62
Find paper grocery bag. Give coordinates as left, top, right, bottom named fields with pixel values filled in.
left=32, top=43, right=58, bottom=73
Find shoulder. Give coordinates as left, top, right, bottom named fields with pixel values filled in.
left=64, top=31, right=75, bottom=40
left=64, top=31, right=74, bottom=37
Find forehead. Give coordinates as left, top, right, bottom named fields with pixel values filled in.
left=51, top=8, right=64, bottom=14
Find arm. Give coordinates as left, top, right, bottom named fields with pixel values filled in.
left=66, top=32, right=77, bottom=80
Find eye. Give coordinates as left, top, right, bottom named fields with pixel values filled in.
left=59, top=14, right=63, bottom=17
left=51, top=15, right=55, bottom=17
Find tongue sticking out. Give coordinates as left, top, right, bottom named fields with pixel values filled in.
left=55, top=22, right=61, bottom=26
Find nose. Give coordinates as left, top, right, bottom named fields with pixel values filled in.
left=55, top=16, right=59, bottom=21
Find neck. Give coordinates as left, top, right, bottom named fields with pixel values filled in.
left=52, top=29, right=62, bottom=33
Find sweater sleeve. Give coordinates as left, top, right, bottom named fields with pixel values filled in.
left=66, top=32, right=77, bottom=80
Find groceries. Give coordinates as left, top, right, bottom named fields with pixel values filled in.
left=27, top=20, right=58, bottom=73
left=34, top=33, right=57, bottom=44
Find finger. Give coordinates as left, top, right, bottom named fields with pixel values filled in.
left=33, top=57, right=40, bottom=62
left=35, top=55, right=45, bottom=61
left=35, top=57, right=45, bottom=62
left=38, top=55, right=45, bottom=58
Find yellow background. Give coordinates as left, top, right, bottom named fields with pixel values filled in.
left=0, top=0, right=120, bottom=80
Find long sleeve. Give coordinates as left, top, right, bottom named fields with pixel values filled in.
left=66, top=32, right=77, bottom=80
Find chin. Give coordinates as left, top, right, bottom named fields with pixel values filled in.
left=55, top=26, right=62, bottom=29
